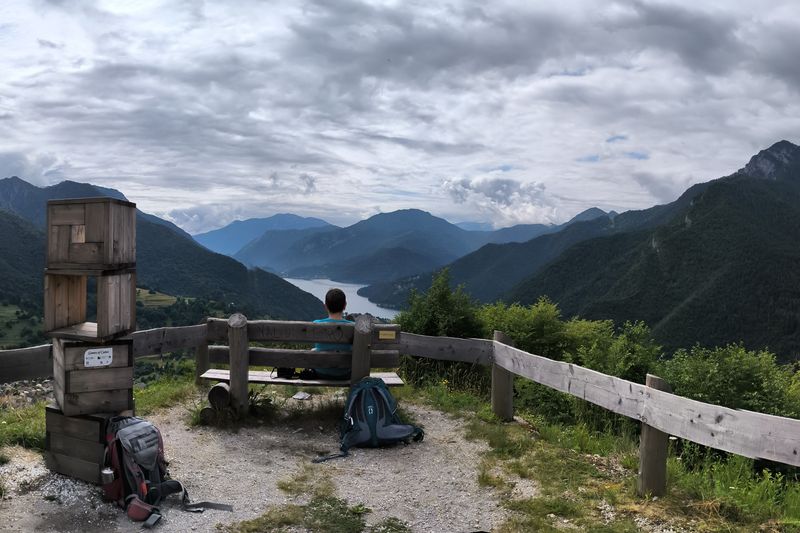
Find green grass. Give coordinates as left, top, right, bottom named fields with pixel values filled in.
left=136, top=288, right=178, bottom=308
left=134, top=375, right=197, bottom=416
left=0, top=401, right=46, bottom=450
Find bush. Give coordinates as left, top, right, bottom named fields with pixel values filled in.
left=478, top=299, right=566, bottom=359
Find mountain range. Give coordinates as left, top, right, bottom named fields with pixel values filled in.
left=0, top=178, right=322, bottom=321
left=194, top=214, right=331, bottom=256
left=231, top=208, right=603, bottom=284
left=363, top=140, right=800, bottom=360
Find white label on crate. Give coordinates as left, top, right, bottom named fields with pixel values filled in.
left=84, top=347, right=113, bottom=368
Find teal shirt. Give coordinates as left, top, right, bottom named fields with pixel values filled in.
left=313, top=318, right=354, bottom=379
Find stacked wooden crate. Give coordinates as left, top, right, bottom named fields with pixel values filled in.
left=43, top=197, right=137, bottom=483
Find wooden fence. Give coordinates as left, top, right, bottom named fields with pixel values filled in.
left=3, top=317, right=800, bottom=496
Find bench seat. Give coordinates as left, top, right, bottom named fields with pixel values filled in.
left=200, top=368, right=404, bottom=387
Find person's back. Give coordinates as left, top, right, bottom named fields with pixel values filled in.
left=311, top=288, right=353, bottom=379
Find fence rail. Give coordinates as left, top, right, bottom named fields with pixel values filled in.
left=3, top=318, right=800, bottom=479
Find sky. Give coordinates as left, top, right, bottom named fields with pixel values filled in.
left=1, top=0, right=799, bottom=234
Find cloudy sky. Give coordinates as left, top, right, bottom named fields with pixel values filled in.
left=1, top=0, right=799, bottom=233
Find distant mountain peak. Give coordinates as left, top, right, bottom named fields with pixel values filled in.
left=740, top=140, right=800, bottom=180
left=566, top=207, right=610, bottom=225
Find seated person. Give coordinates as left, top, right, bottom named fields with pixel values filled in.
left=309, top=288, right=354, bottom=379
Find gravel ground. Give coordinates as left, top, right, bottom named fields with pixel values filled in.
left=0, top=394, right=509, bottom=533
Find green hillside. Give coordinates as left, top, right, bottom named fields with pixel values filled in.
left=509, top=164, right=800, bottom=359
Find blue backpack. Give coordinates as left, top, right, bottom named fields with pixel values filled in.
left=315, top=377, right=424, bottom=462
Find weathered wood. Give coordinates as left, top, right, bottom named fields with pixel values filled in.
left=50, top=203, right=85, bottom=226
left=47, top=198, right=136, bottom=270
left=207, top=346, right=399, bottom=368
left=54, top=381, right=133, bottom=417
left=195, top=342, right=210, bottom=385
left=638, top=374, right=672, bottom=497
left=401, top=333, right=493, bottom=365
left=56, top=340, right=131, bottom=371
left=46, top=432, right=105, bottom=464
left=70, top=224, right=86, bottom=244
left=45, top=405, right=111, bottom=442
left=201, top=368, right=404, bottom=387
left=44, top=451, right=101, bottom=485
left=45, top=273, right=85, bottom=332
left=227, top=313, right=249, bottom=417
left=350, top=315, right=373, bottom=385
left=67, top=366, right=134, bottom=393
left=492, top=342, right=647, bottom=420
left=131, top=324, right=207, bottom=357
left=207, top=318, right=356, bottom=344
left=0, top=344, right=52, bottom=383
left=491, top=333, right=514, bottom=421
left=644, top=387, right=800, bottom=467
left=208, top=383, right=231, bottom=409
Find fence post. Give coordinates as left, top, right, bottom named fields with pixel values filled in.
left=194, top=318, right=210, bottom=385
left=351, top=315, right=373, bottom=385
left=491, top=331, right=514, bottom=421
left=227, top=313, right=249, bottom=418
left=637, top=373, right=672, bottom=497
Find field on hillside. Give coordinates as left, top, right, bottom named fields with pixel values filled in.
left=0, top=304, right=42, bottom=349
left=136, top=288, right=178, bottom=308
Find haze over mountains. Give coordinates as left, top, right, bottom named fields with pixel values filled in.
left=205, top=207, right=600, bottom=285
left=0, top=178, right=322, bottom=320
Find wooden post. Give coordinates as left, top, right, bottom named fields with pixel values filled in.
left=227, top=313, right=249, bottom=418
left=638, top=373, right=673, bottom=497
left=491, top=331, right=514, bottom=421
left=350, top=315, right=373, bottom=385
left=194, top=318, right=210, bottom=385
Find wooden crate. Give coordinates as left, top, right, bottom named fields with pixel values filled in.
left=44, top=405, right=132, bottom=484
left=47, top=197, right=136, bottom=271
left=45, top=271, right=136, bottom=341
left=52, top=339, right=135, bottom=416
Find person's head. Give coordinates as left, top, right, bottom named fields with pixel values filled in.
left=324, top=288, right=347, bottom=316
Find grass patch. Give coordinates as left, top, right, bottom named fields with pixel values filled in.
left=0, top=401, right=46, bottom=450
left=136, top=288, right=178, bottom=308
left=134, top=375, right=197, bottom=416
left=276, top=463, right=336, bottom=499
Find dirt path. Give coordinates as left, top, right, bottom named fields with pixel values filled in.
left=0, top=397, right=509, bottom=532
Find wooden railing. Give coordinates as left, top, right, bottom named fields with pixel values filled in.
left=3, top=317, right=800, bottom=496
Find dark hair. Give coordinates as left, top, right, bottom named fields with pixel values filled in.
left=325, top=288, right=347, bottom=313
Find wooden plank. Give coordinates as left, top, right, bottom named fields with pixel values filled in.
left=351, top=315, right=373, bottom=385
left=207, top=346, right=399, bottom=368
left=50, top=204, right=85, bottom=225
left=128, top=272, right=137, bottom=332
left=60, top=388, right=133, bottom=417
left=67, top=366, right=134, bottom=393
left=493, top=342, right=647, bottom=420
left=66, top=275, right=87, bottom=326
left=46, top=432, right=105, bottom=463
left=207, top=318, right=357, bottom=344
left=118, top=272, right=134, bottom=334
left=71, top=225, right=86, bottom=244
left=84, top=202, right=105, bottom=243
left=491, top=332, right=514, bottom=421
left=228, top=313, right=249, bottom=417
left=0, top=344, right=53, bottom=383
left=98, top=274, right=120, bottom=338
left=201, top=368, right=404, bottom=387
left=131, top=324, right=208, bottom=357
left=47, top=322, right=127, bottom=342
left=49, top=274, right=70, bottom=331
left=638, top=374, right=672, bottom=497
left=67, top=242, right=103, bottom=265
left=401, top=333, right=493, bottom=365
left=195, top=343, right=209, bottom=385
left=45, top=405, right=110, bottom=442
left=44, top=451, right=101, bottom=485
left=644, top=388, right=800, bottom=467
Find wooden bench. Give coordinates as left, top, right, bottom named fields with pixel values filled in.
left=200, top=369, right=404, bottom=387
left=200, top=316, right=404, bottom=414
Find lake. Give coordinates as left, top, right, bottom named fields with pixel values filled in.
left=283, top=278, right=400, bottom=319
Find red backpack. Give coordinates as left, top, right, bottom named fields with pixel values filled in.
left=102, top=416, right=231, bottom=527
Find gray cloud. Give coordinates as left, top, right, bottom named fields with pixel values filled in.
left=0, top=1, right=799, bottom=232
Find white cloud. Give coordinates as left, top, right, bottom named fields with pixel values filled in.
left=0, top=0, right=798, bottom=232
